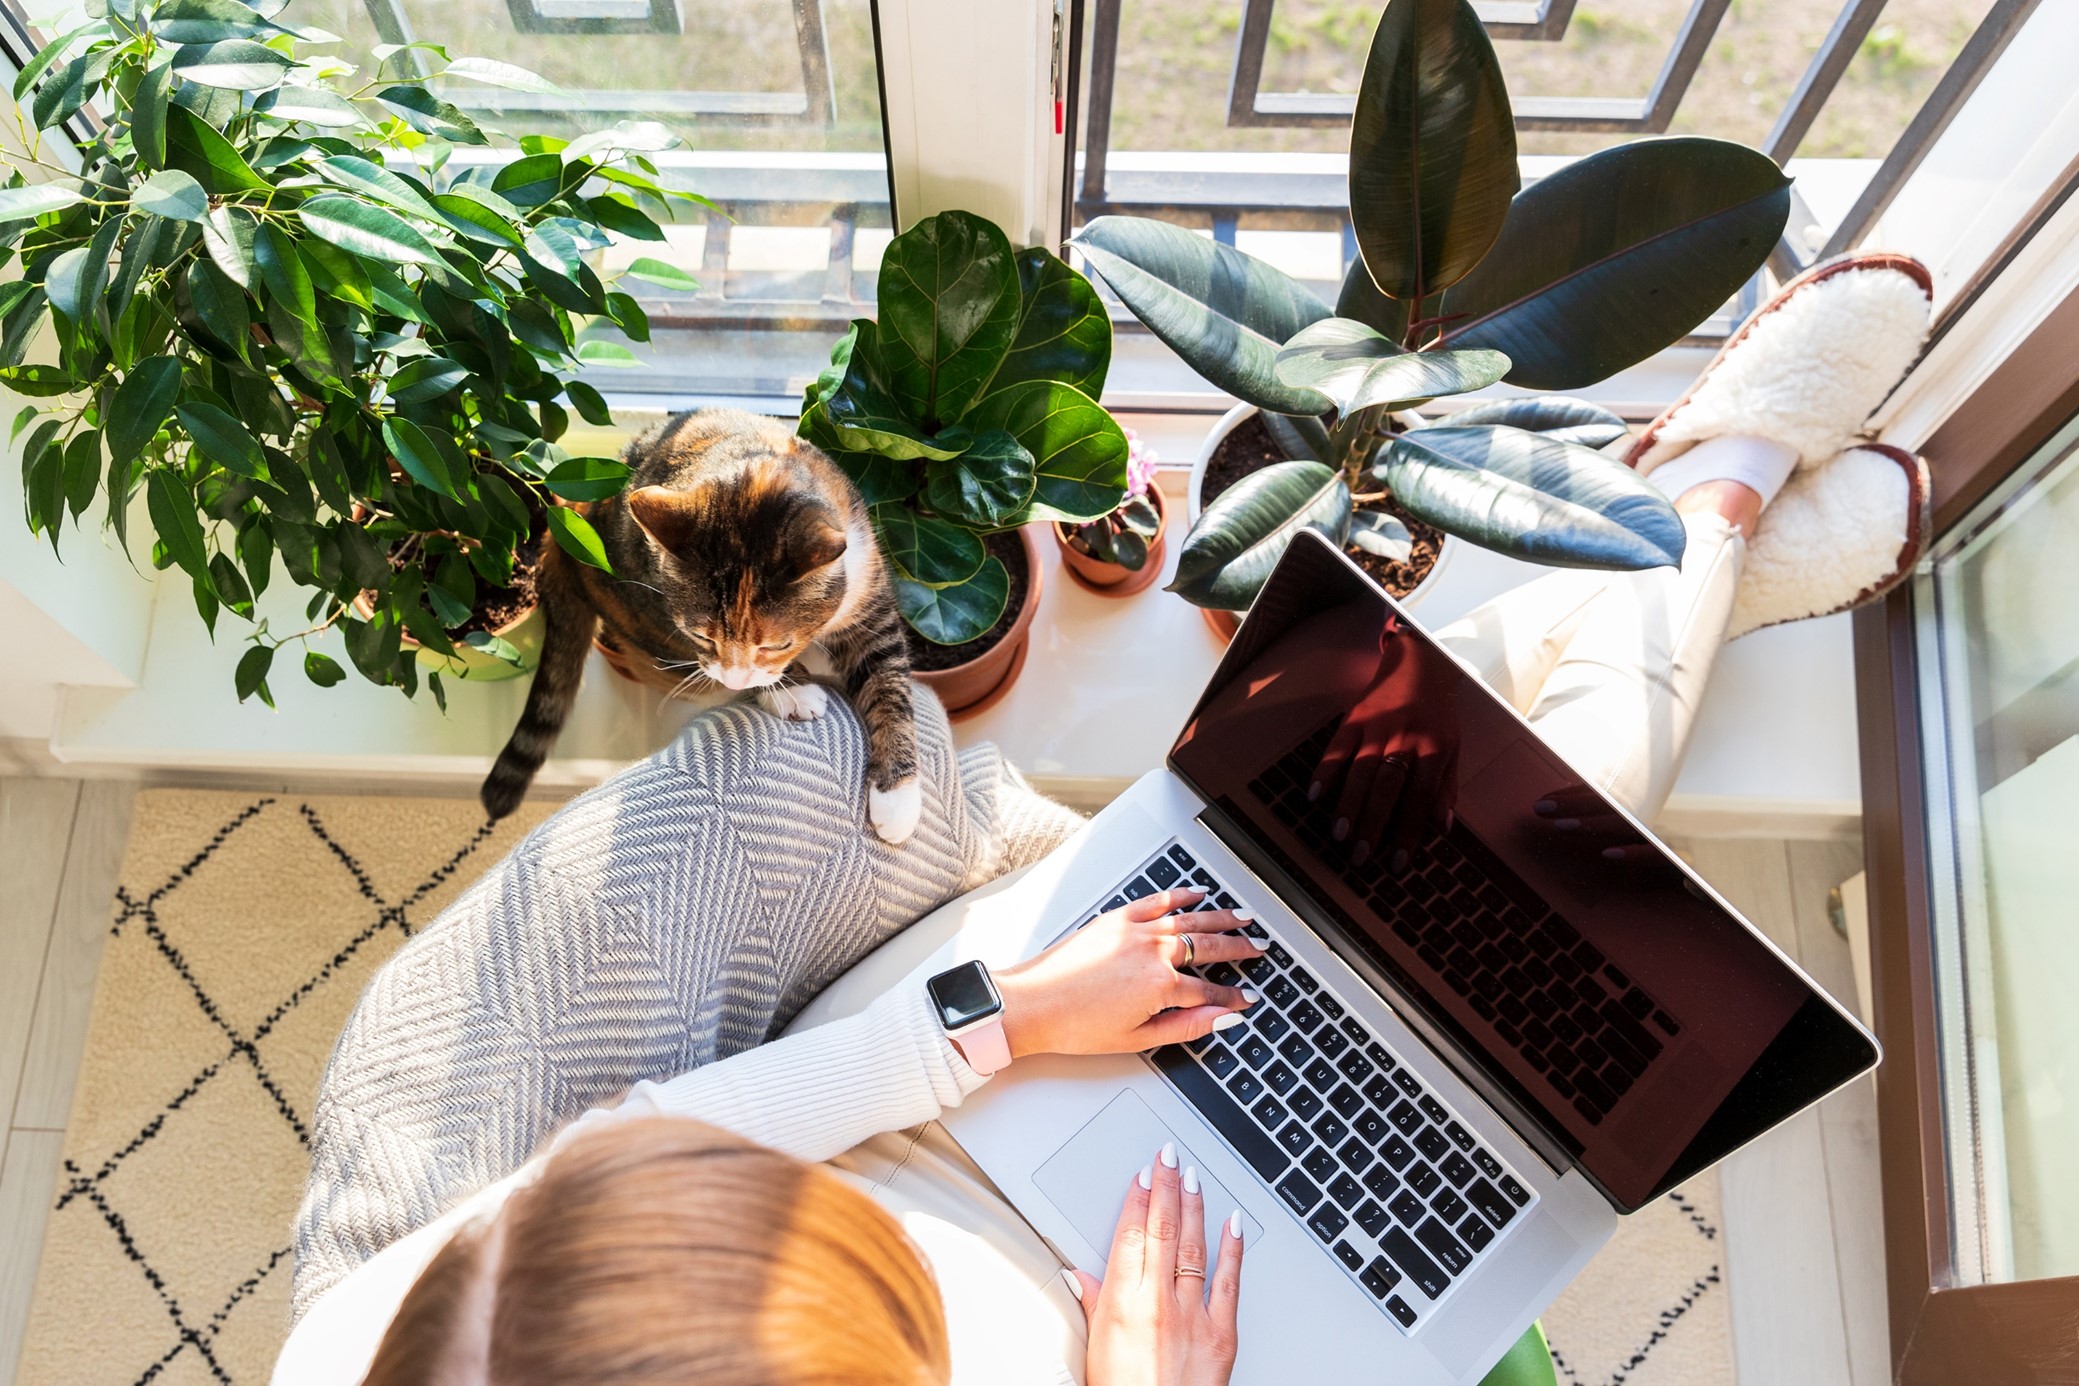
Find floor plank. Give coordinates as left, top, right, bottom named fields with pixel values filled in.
left=0, top=1129, right=64, bottom=1386
left=11, top=782, right=134, bottom=1131
left=0, top=782, right=79, bottom=1134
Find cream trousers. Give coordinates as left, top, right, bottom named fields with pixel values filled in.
left=1433, top=512, right=1744, bottom=823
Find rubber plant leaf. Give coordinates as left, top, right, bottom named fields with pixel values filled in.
left=1073, top=215, right=1333, bottom=416
left=1348, top=509, right=1413, bottom=561
left=1437, top=138, right=1791, bottom=389
left=1432, top=395, right=1629, bottom=449
left=1167, top=460, right=1353, bottom=611
left=960, top=378, right=1128, bottom=525
left=1376, top=424, right=1686, bottom=570
left=1274, top=317, right=1510, bottom=413
left=1348, top=0, right=1518, bottom=301
left=893, top=554, right=1009, bottom=645
left=874, top=210, right=1021, bottom=426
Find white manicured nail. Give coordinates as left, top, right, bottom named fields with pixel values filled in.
left=1212, top=1012, right=1246, bottom=1032
left=1158, top=1141, right=1178, bottom=1169
left=1239, top=988, right=1261, bottom=1005
left=1227, top=1210, right=1243, bottom=1241
left=1137, top=1164, right=1153, bottom=1190
left=1060, top=1268, right=1083, bottom=1301
left=1233, top=910, right=1256, bottom=921
left=1183, top=1166, right=1201, bottom=1195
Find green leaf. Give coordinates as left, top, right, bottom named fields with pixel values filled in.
left=210, top=552, right=253, bottom=618
left=1438, top=138, right=1792, bottom=389
left=433, top=190, right=522, bottom=247
left=154, top=0, right=285, bottom=42
left=960, top=379, right=1128, bottom=524
left=873, top=504, right=985, bottom=586
left=13, top=23, right=98, bottom=104
left=585, top=194, right=663, bottom=242
left=1377, top=425, right=1686, bottom=569
left=489, top=152, right=566, bottom=207
left=564, top=379, right=612, bottom=426
left=1072, top=216, right=1332, bottom=415
left=303, top=649, right=345, bottom=686
left=314, top=155, right=446, bottom=224
left=574, top=340, right=639, bottom=367
left=376, top=84, right=485, bottom=144
left=893, top=555, right=1008, bottom=645
left=874, top=210, right=1020, bottom=425
left=33, top=50, right=113, bottom=131
left=991, top=245, right=1111, bottom=399
left=165, top=106, right=269, bottom=192
left=923, top=429, right=1035, bottom=529
left=543, top=455, right=629, bottom=502
left=1348, top=509, right=1412, bottom=561
left=45, top=246, right=94, bottom=323
left=440, top=56, right=559, bottom=93
left=823, top=320, right=969, bottom=461
left=133, top=168, right=208, bottom=222
left=429, top=552, right=474, bottom=626
left=171, top=38, right=293, bottom=90
left=176, top=400, right=267, bottom=477
left=382, top=417, right=456, bottom=497
left=234, top=643, right=274, bottom=703
left=1273, top=318, right=1510, bottom=412
left=545, top=503, right=611, bottom=570
left=1349, top=0, right=1517, bottom=301
left=298, top=194, right=448, bottom=268
left=185, top=259, right=250, bottom=357
left=387, top=356, right=468, bottom=403
left=0, top=365, right=81, bottom=397
left=301, top=237, right=374, bottom=310
left=201, top=204, right=258, bottom=287
left=623, top=255, right=699, bottom=292
left=254, top=82, right=361, bottom=127
left=145, top=466, right=211, bottom=579
left=0, top=184, right=82, bottom=223
left=62, top=429, right=100, bottom=517
left=109, top=356, right=183, bottom=464
left=255, top=224, right=316, bottom=325
left=1167, top=460, right=1352, bottom=610
left=1434, top=395, right=1629, bottom=449
left=1261, top=410, right=1330, bottom=463
left=1335, top=251, right=1413, bottom=343
left=130, top=59, right=175, bottom=167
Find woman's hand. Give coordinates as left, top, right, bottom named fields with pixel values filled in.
left=1069, top=1145, right=1244, bottom=1386
left=995, top=889, right=1263, bottom=1059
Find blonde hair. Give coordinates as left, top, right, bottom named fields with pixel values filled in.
left=363, top=1118, right=952, bottom=1386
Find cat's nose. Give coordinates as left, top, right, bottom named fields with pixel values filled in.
left=713, top=665, right=758, bottom=690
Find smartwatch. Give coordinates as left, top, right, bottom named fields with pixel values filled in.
left=926, top=960, right=1012, bottom=1075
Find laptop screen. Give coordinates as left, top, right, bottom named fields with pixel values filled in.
left=1168, top=531, right=1878, bottom=1212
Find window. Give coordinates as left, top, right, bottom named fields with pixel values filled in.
left=1913, top=410, right=2079, bottom=1286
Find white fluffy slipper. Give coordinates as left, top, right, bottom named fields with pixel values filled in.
left=1625, top=253, right=1934, bottom=636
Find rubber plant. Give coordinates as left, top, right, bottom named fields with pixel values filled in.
left=1071, top=0, right=1792, bottom=612
left=798, top=208, right=1129, bottom=645
left=0, top=0, right=706, bottom=706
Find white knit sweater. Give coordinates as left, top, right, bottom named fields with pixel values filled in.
left=273, top=983, right=1086, bottom=1386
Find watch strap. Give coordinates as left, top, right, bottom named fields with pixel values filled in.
left=951, top=1016, right=1012, bottom=1075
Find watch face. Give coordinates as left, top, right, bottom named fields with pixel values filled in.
left=928, top=962, right=1001, bottom=1029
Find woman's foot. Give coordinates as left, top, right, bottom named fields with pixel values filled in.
left=1673, top=478, right=1763, bottom=539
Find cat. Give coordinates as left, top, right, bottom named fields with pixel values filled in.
left=480, top=408, right=922, bottom=844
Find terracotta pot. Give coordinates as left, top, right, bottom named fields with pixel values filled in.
left=1054, top=486, right=1169, bottom=596
left=913, top=524, right=1045, bottom=721
left=1187, top=404, right=1455, bottom=645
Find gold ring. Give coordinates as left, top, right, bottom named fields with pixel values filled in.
left=1178, top=934, right=1196, bottom=968
left=1174, top=1265, right=1207, bottom=1280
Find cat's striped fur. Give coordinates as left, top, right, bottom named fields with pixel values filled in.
left=481, top=409, right=921, bottom=841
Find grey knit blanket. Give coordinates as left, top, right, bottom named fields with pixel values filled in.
left=291, top=688, right=1083, bottom=1320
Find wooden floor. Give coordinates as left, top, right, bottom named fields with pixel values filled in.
left=0, top=777, right=1887, bottom=1386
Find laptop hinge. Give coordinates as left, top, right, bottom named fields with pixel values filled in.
left=1194, top=800, right=1578, bottom=1180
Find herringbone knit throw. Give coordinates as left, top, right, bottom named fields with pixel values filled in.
left=291, top=686, right=1082, bottom=1320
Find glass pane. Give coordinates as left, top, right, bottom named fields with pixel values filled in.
left=1915, top=414, right=2079, bottom=1285
left=280, top=0, right=891, bottom=403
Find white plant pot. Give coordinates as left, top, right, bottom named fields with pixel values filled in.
left=1185, top=403, right=1454, bottom=611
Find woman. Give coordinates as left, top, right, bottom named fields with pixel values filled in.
left=279, top=254, right=1931, bottom=1386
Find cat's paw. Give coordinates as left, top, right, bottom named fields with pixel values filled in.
left=870, top=779, right=922, bottom=845
left=758, top=682, right=830, bottom=722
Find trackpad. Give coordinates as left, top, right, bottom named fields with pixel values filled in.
left=1033, top=1090, right=1266, bottom=1270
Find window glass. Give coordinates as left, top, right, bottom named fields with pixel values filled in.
left=1915, top=414, right=2079, bottom=1285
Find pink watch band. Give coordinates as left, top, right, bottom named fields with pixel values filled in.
left=952, top=1017, right=1013, bottom=1075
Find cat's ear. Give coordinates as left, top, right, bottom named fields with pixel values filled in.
left=626, top=485, right=700, bottom=552
left=791, top=522, right=848, bottom=578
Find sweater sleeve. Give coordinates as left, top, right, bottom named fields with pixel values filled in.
left=555, top=977, right=992, bottom=1163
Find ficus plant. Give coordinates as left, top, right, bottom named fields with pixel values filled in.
left=1071, top=0, right=1792, bottom=612
left=799, top=209, right=1129, bottom=645
left=0, top=0, right=708, bottom=706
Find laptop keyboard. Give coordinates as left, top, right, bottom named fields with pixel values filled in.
left=1247, top=723, right=1684, bottom=1128
left=1076, top=842, right=1537, bottom=1334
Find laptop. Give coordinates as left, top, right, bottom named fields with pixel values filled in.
left=918, top=529, right=1880, bottom=1384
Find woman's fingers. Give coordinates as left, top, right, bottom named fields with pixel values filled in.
left=1063, top=1267, right=1101, bottom=1324
left=1120, top=887, right=1204, bottom=923
left=1174, top=1165, right=1209, bottom=1309
left=1209, top=1209, right=1244, bottom=1338
left=1145, top=1143, right=1182, bottom=1284
left=1146, top=905, right=1249, bottom=935
left=1132, top=1003, right=1246, bottom=1049
left=1168, top=971, right=1252, bottom=1011
left=1173, top=930, right=1264, bottom=966
left=1109, top=1160, right=1155, bottom=1283
left=1310, top=718, right=1363, bottom=802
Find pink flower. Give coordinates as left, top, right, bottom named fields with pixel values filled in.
left=1123, top=425, right=1159, bottom=500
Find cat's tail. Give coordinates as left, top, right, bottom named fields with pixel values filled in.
left=481, top=545, right=597, bottom=820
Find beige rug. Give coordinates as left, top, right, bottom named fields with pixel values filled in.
left=18, top=787, right=1731, bottom=1385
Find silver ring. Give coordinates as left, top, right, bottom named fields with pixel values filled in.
left=1178, top=933, right=1197, bottom=968
left=1174, top=1265, right=1207, bottom=1280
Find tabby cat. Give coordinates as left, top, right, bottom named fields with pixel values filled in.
left=480, top=408, right=922, bottom=843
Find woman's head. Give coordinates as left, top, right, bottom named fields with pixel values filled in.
left=364, top=1118, right=951, bottom=1385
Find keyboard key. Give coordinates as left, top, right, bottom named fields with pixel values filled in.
left=1252, top=1009, right=1290, bottom=1043
left=1122, top=875, right=1159, bottom=900
left=1183, top=1033, right=1211, bottom=1055
left=1362, top=1166, right=1400, bottom=1202
left=1337, top=1136, right=1374, bottom=1173
left=1205, top=962, right=1243, bottom=988
left=1316, top=993, right=1345, bottom=1021
left=1311, top=1113, right=1350, bottom=1148
left=1339, top=1017, right=1370, bottom=1047
left=1237, top=953, right=1274, bottom=983
left=1251, top=1094, right=1289, bottom=1129
left=1302, top=1146, right=1339, bottom=1183
left=1334, top=1239, right=1365, bottom=1272
left=1263, top=1060, right=1299, bottom=1096
left=1336, top=1051, right=1374, bottom=1085
left=1356, top=1198, right=1392, bottom=1237
left=1499, top=1174, right=1530, bottom=1207
left=1236, top=1035, right=1274, bottom=1070
left=1167, top=844, right=1197, bottom=870
left=1393, top=1070, right=1424, bottom=1099
left=1147, top=857, right=1182, bottom=890
left=1353, top=1110, right=1390, bottom=1149
left=1103, top=894, right=1129, bottom=912
left=1304, top=1058, right=1340, bottom=1091
left=1203, top=1044, right=1239, bottom=1078
left=1418, top=1096, right=1450, bottom=1125
left=1385, top=1295, right=1418, bottom=1328
left=1328, top=1172, right=1365, bottom=1210
left=1265, top=976, right=1300, bottom=1007
left=1473, top=1149, right=1504, bottom=1180
left=1365, top=1041, right=1397, bottom=1071
left=1389, top=1189, right=1425, bottom=1225
left=1190, top=870, right=1217, bottom=889
left=1415, top=1128, right=1450, bottom=1162
left=1445, top=1121, right=1476, bottom=1152
left=1276, top=1121, right=1313, bottom=1157
left=1216, top=892, right=1240, bottom=910
left=1267, top=942, right=1294, bottom=967
left=1406, top=1162, right=1441, bottom=1197
left=1466, top=1178, right=1517, bottom=1227
left=1383, top=1227, right=1452, bottom=1299
left=1308, top=1204, right=1350, bottom=1242
left=1313, top=1026, right=1349, bottom=1061
left=1458, top=1213, right=1495, bottom=1252
left=1653, top=1008, right=1680, bottom=1036
left=1327, top=1083, right=1364, bottom=1119
left=1362, top=1074, right=1397, bottom=1107
left=1241, top=921, right=1269, bottom=940
left=1289, top=966, right=1320, bottom=995
left=1227, top=1069, right=1264, bottom=1105
left=1289, top=1000, right=1325, bottom=1034
left=1360, top=1258, right=1402, bottom=1301
left=1289, top=1087, right=1324, bottom=1121
left=1277, top=1034, right=1314, bottom=1067
left=1276, top=1169, right=1323, bottom=1216
left=1381, top=1134, right=1416, bottom=1170
left=1432, top=1188, right=1469, bottom=1224
left=1441, top=1153, right=1476, bottom=1188
left=1414, top=1217, right=1473, bottom=1276
left=1388, top=1100, right=1424, bottom=1135
left=1148, top=1046, right=1290, bottom=1183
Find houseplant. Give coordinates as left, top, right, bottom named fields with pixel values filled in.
left=1072, top=0, right=1791, bottom=621
left=799, top=208, right=1128, bottom=713
left=1055, top=424, right=1166, bottom=595
left=0, top=4, right=698, bottom=706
